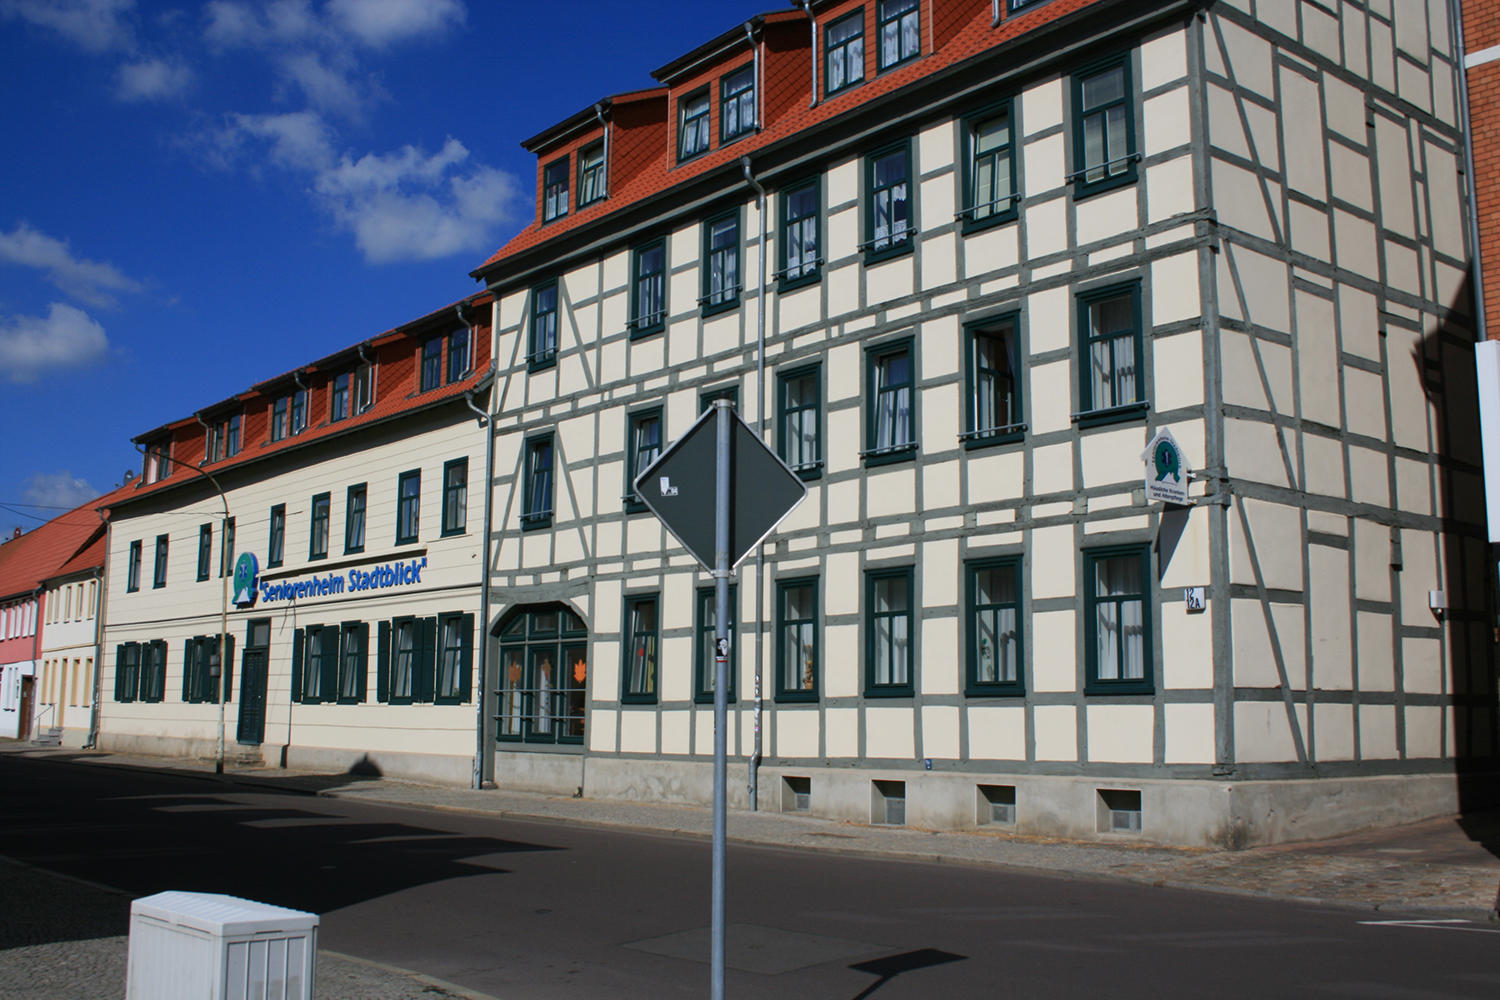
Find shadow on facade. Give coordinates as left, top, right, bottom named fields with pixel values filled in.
left=1418, top=271, right=1500, bottom=854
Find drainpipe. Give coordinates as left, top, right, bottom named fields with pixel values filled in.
left=28, top=585, right=41, bottom=739
left=594, top=103, right=611, bottom=200
left=796, top=0, right=818, bottom=107
left=84, top=526, right=106, bottom=751
left=741, top=155, right=769, bottom=811
left=744, top=23, right=762, bottom=132
left=461, top=299, right=499, bottom=791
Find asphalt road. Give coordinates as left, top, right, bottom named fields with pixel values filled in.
left=3, top=755, right=1498, bottom=1000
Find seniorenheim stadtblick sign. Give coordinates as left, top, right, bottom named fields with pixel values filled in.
left=257, top=556, right=428, bottom=605
left=1141, top=427, right=1191, bottom=505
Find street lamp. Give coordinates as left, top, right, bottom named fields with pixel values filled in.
left=135, top=439, right=233, bottom=775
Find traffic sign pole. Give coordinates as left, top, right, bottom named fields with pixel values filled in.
left=711, top=400, right=730, bottom=1000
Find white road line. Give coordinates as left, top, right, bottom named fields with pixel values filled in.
left=1359, top=918, right=1500, bottom=935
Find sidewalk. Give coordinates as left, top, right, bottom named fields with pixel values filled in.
left=3, top=744, right=1498, bottom=998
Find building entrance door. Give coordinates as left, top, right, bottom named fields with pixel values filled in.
left=236, top=619, right=270, bottom=745
left=18, top=676, right=34, bottom=741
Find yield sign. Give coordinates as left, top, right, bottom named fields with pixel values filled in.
left=635, top=405, right=806, bottom=571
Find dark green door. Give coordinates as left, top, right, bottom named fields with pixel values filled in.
left=236, top=619, right=270, bottom=745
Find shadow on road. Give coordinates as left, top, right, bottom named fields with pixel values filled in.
left=846, top=948, right=966, bottom=1000
left=0, top=752, right=561, bottom=947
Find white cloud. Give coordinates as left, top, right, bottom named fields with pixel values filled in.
left=210, top=118, right=521, bottom=264
left=115, top=58, right=193, bottom=102
left=326, top=0, right=463, bottom=48
left=0, top=0, right=135, bottom=52
left=312, top=140, right=522, bottom=263
left=227, top=110, right=336, bottom=171
left=276, top=50, right=378, bottom=119
left=0, top=303, right=111, bottom=383
left=22, top=471, right=100, bottom=512
left=203, top=0, right=322, bottom=48
left=0, top=223, right=144, bottom=309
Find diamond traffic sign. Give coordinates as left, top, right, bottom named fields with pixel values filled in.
left=635, top=404, right=806, bottom=572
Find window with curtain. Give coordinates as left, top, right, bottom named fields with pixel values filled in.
left=1078, top=283, right=1143, bottom=417
left=721, top=64, right=755, bottom=142
left=866, top=143, right=910, bottom=258
left=1085, top=546, right=1152, bottom=694
left=826, top=9, right=865, bottom=95
left=776, top=578, right=818, bottom=700
left=877, top=0, right=919, bottom=70
left=678, top=89, right=710, bottom=160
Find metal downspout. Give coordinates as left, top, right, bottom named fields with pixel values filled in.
left=745, top=23, right=761, bottom=132
left=742, top=155, right=769, bottom=810
left=456, top=300, right=498, bottom=791
left=84, top=561, right=105, bottom=750
left=796, top=0, right=818, bottom=107
left=594, top=103, right=611, bottom=199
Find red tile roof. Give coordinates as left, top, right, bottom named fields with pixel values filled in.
left=474, top=0, right=1107, bottom=277
left=118, top=292, right=493, bottom=509
left=0, top=483, right=132, bottom=599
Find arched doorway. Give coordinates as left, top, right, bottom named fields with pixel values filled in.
left=494, top=603, right=586, bottom=745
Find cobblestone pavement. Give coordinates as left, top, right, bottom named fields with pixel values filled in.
left=3, top=744, right=1497, bottom=998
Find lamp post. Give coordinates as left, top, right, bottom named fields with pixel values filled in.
left=135, top=440, right=233, bottom=775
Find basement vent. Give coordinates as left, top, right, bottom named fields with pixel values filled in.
left=872, top=780, right=906, bottom=826
left=782, top=775, right=811, bottom=813
left=1097, top=788, right=1143, bottom=835
left=976, top=784, right=1017, bottom=827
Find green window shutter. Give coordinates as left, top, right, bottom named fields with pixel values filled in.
left=376, top=620, right=390, bottom=703
left=320, top=627, right=339, bottom=704
left=222, top=635, right=235, bottom=703
left=458, top=612, right=475, bottom=702
left=182, top=639, right=195, bottom=702
left=291, top=628, right=305, bottom=704
left=114, top=644, right=128, bottom=701
left=357, top=622, right=370, bottom=702
left=418, top=616, right=438, bottom=702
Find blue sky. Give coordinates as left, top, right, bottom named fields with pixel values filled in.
left=0, top=0, right=766, bottom=538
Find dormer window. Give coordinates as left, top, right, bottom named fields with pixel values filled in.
left=143, top=440, right=172, bottom=483
left=331, top=372, right=351, bottom=422
left=270, top=387, right=307, bottom=442
left=826, top=10, right=865, bottom=96
left=578, top=142, right=606, bottom=206
left=878, top=0, right=920, bottom=71
left=421, top=336, right=443, bottom=392
left=543, top=157, right=569, bottom=222
left=721, top=64, right=755, bottom=143
left=204, top=413, right=242, bottom=462
left=678, top=88, right=710, bottom=161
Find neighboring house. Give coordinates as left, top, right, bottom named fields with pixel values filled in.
left=97, top=295, right=495, bottom=784
left=468, top=0, right=1494, bottom=846
left=0, top=494, right=120, bottom=743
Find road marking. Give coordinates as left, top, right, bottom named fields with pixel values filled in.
left=1359, top=918, right=1500, bottom=935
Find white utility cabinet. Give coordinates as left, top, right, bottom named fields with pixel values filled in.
left=126, top=891, right=319, bottom=1000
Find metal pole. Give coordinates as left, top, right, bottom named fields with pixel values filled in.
left=711, top=399, right=731, bottom=1000
left=217, top=517, right=228, bottom=775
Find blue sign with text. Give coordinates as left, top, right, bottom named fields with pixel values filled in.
left=257, top=557, right=428, bottom=605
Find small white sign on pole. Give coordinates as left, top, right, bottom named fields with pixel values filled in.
left=1141, top=427, right=1191, bottom=506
